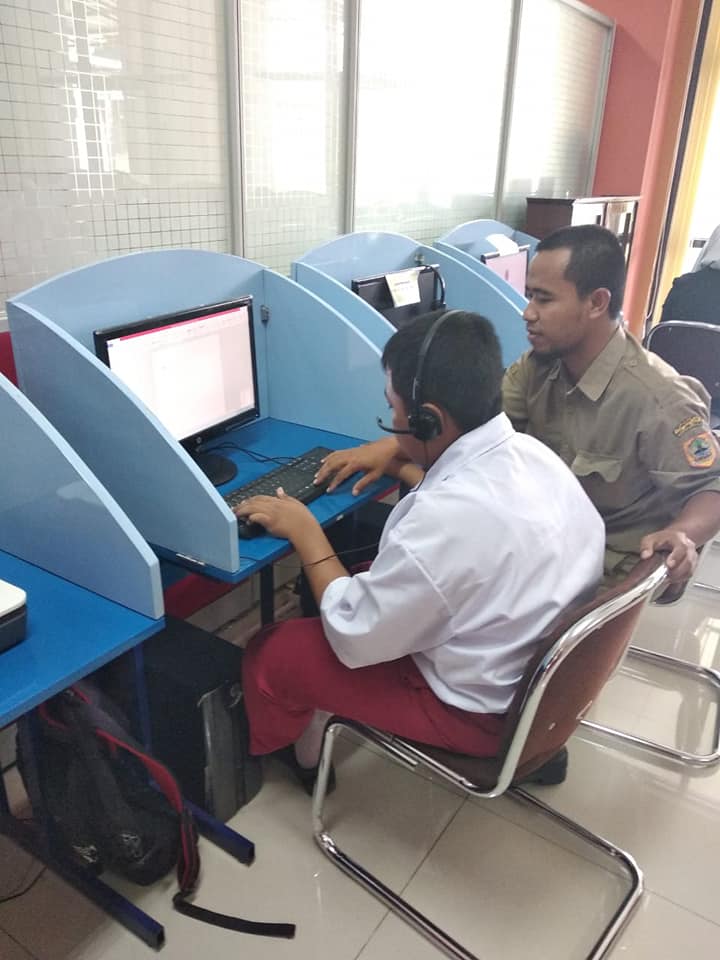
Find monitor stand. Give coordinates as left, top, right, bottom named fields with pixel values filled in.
left=192, top=451, right=238, bottom=487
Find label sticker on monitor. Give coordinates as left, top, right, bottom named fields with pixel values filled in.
left=385, top=267, right=422, bottom=308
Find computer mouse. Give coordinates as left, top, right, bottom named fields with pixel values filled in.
left=236, top=517, right=265, bottom=539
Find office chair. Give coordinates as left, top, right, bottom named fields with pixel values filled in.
left=645, top=320, right=720, bottom=430
left=312, top=557, right=669, bottom=960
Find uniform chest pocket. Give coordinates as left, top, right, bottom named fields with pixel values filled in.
left=570, top=449, right=650, bottom=514
left=571, top=451, right=623, bottom=484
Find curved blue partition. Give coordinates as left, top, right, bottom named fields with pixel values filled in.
left=13, top=249, right=264, bottom=351
left=438, top=219, right=538, bottom=258
left=0, top=373, right=162, bottom=617
left=295, top=231, right=423, bottom=287
left=263, top=271, right=385, bottom=441
left=8, top=250, right=387, bottom=577
left=291, top=263, right=396, bottom=349
left=293, top=231, right=527, bottom=367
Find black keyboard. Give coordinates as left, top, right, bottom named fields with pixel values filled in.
left=223, top=446, right=334, bottom=538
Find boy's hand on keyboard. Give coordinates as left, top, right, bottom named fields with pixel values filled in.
left=233, top=489, right=320, bottom=542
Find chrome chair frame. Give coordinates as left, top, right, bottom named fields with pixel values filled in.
left=312, top=562, right=668, bottom=960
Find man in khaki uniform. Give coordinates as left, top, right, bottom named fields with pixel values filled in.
left=503, top=224, right=720, bottom=582
left=315, top=226, right=720, bottom=583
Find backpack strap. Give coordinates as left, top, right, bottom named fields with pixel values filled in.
left=172, top=890, right=295, bottom=938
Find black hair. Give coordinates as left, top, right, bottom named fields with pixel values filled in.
left=536, top=224, right=626, bottom=319
left=381, top=310, right=503, bottom=433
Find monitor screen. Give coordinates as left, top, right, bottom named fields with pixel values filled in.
left=94, top=298, right=259, bottom=484
left=351, top=265, right=443, bottom=328
left=480, top=248, right=529, bottom=295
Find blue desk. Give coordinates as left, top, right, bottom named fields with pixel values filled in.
left=157, top=416, right=395, bottom=583
left=0, top=551, right=163, bottom=729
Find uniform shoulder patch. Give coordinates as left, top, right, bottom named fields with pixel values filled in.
left=673, top=414, right=703, bottom=437
left=683, top=432, right=718, bottom=468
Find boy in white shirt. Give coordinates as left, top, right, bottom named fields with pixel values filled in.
left=235, top=310, right=605, bottom=791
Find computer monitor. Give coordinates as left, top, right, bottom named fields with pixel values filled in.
left=93, top=297, right=259, bottom=486
left=351, top=264, right=444, bottom=328
left=480, top=247, right=529, bottom=295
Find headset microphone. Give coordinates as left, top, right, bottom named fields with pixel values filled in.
left=375, top=416, right=414, bottom=435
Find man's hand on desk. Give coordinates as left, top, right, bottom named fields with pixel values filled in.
left=315, top=437, right=422, bottom=495
left=234, top=489, right=319, bottom=543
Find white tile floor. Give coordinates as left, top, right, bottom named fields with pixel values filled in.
left=2, top=546, right=720, bottom=959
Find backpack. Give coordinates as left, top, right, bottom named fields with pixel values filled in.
left=17, top=680, right=295, bottom=940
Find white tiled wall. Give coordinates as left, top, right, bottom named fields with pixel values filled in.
left=0, top=0, right=233, bottom=326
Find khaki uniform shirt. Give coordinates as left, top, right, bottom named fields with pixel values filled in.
left=502, top=327, right=720, bottom=578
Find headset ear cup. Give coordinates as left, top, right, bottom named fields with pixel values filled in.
left=410, top=406, right=442, bottom=441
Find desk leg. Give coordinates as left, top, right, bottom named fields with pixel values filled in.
left=259, top=566, right=274, bottom=625
left=186, top=800, right=255, bottom=865
left=132, top=643, right=153, bottom=749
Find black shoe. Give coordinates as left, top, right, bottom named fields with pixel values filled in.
left=273, top=746, right=336, bottom=797
left=520, top=747, right=568, bottom=786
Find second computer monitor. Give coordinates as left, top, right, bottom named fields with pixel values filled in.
left=351, top=265, right=443, bottom=328
left=94, top=297, right=259, bottom=485
left=480, top=247, right=529, bottom=295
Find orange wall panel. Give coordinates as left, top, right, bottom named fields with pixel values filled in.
left=588, top=0, right=672, bottom=195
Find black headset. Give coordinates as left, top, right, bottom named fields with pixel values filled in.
left=377, top=309, right=463, bottom=441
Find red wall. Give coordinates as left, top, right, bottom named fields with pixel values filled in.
left=588, top=0, right=672, bottom=195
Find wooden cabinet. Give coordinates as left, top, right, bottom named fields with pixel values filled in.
left=525, top=195, right=639, bottom=263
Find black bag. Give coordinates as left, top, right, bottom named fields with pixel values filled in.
left=18, top=680, right=294, bottom=939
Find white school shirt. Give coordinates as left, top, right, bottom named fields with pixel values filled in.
left=320, top=413, right=605, bottom=714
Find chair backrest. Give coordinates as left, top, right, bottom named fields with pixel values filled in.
left=0, top=331, right=18, bottom=385
left=502, top=555, right=667, bottom=782
left=645, top=322, right=720, bottom=401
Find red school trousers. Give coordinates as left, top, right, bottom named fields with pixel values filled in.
left=242, top=617, right=505, bottom=757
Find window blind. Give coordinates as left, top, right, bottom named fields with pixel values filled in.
left=499, top=0, right=613, bottom=227
left=354, top=0, right=513, bottom=244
